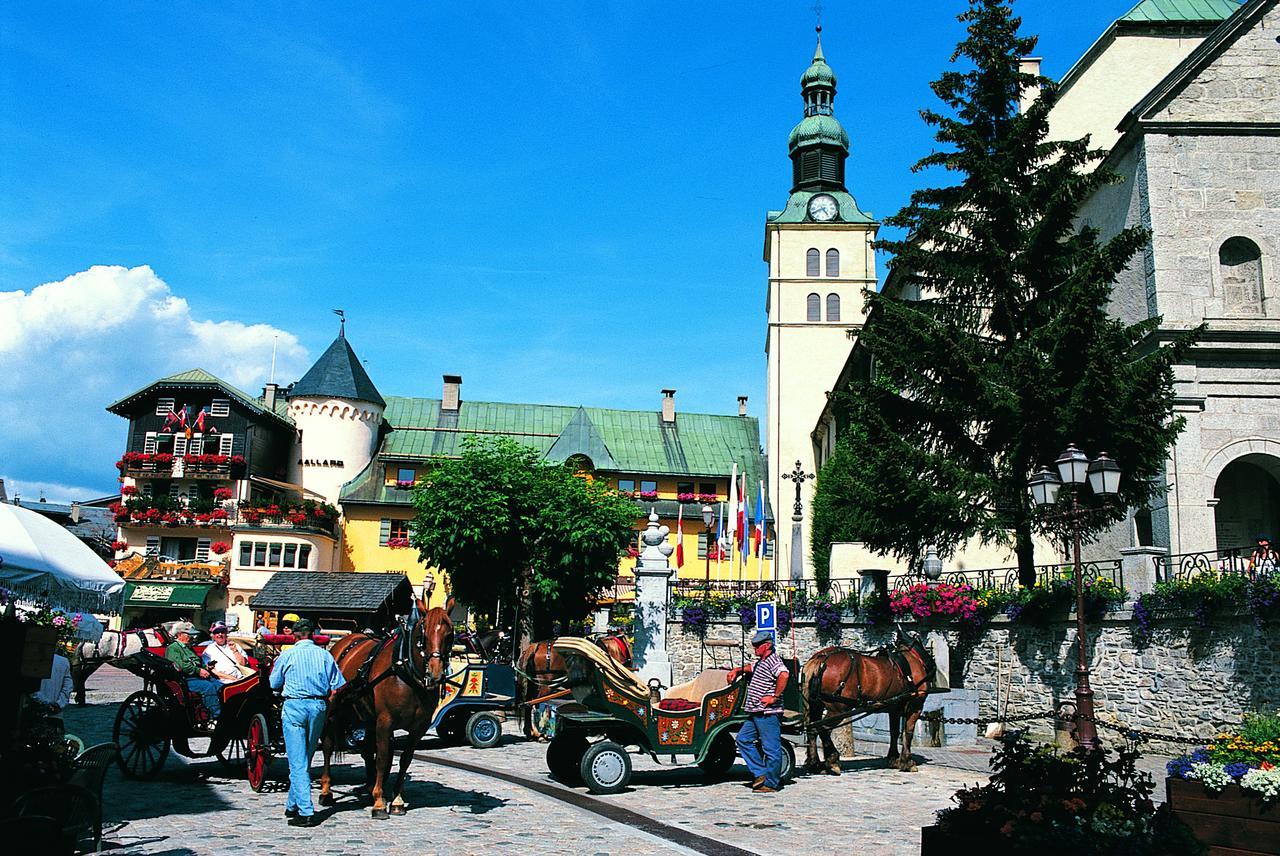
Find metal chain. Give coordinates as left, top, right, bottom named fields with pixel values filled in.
left=926, top=709, right=1209, bottom=746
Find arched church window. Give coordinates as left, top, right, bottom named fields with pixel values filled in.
left=826, top=248, right=840, bottom=277
left=806, top=248, right=820, bottom=277
left=807, top=293, right=821, bottom=322
left=1219, top=237, right=1264, bottom=315
left=826, top=293, right=841, bottom=322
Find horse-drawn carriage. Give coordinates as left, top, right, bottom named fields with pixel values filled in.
left=110, top=649, right=275, bottom=779
left=430, top=657, right=517, bottom=749
left=535, top=638, right=801, bottom=794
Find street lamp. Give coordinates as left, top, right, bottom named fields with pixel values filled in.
left=701, top=503, right=715, bottom=595
left=422, top=570, right=436, bottom=608
left=1028, top=445, right=1122, bottom=751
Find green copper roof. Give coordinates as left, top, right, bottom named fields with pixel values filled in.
left=788, top=114, right=849, bottom=154
left=1120, top=0, right=1241, bottom=21
left=340, top=396, right=765, bottom=505
left=766, top=189, right=875, bottom=224
left=107, top=367, right=293, bottom=425
left=289, top=334, right=385, bottom=408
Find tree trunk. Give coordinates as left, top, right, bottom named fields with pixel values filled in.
left=517, top=565, right=535, bottom=649
left=1015, top=521, right=1037, bottom=588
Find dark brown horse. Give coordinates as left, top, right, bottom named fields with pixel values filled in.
left=319, top=597, right=455, bottom=817
left=517, top=633, right=631, bottom=738
left=800, top=627, right=935, bottom=774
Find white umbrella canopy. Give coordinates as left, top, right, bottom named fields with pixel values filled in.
left=0, top=503, right=125, bottom=614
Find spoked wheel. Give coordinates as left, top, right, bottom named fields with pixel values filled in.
left=579, top=740, right=631, bottom=795
left=217, top=735, right=247, bottom=772
left=779, top=739, right=796, bottom=784
left=113, top=690, right=171, bottom=779
left=698, top=731, right=737, bottom=779
left=547, top=733, right=588, bottom=784
left=245, top=713, right=271, bottom=792
left=466, top=711, right=502, bottom=749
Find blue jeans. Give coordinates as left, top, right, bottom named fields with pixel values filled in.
left=186, top=678, right=222, bottom=717
left=736, top=713, right=784, bottom=789
left=282, top=698, right=328, bottom=816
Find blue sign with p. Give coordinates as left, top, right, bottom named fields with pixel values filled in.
left=756, top=601, right=776, bottom=632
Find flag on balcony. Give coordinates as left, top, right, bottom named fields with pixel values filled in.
left=754, top=480, right=766, bottom=557
left=727, top=463, right=739, bottom=553
left=738, top=472, right=749, bottom=562
left=675, top=505, right=685, bottom=569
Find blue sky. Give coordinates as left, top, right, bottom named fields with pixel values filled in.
left=1, top=1, right=1137, bottom=500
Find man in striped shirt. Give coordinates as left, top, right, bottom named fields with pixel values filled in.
left=727, top=629, right=790, bottom=793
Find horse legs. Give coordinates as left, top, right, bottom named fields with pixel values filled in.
left=318, top=731, right=335, bottom=807
left=886, top=703, right=902, bottom=769
left=802, top=691, right=823, bottom=772
left=818, top=718, right=842, bottom=775
left=898, top=698, right=924, bottom=773
left=370, top=717, right=394, bottom=818
left=388, top=719, right=431, bottom=816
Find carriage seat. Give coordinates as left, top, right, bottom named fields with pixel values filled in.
left=660, top=669, right=732, bottom=708
left=553, top=637, right=651, bottom=701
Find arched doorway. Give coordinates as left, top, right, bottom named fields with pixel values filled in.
left=1213, top=454, right=1280, bottom=551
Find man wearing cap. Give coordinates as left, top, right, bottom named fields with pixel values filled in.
left=269, top=618, right=345, bottom=827
left=165, top=622, right=222, bottom=718
left=727, top=630, right=790, bottom=793
left=203, top=621, right=251, bottom=682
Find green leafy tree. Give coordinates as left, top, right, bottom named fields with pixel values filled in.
left=813, top=0, right=1199, bottom=588
left=409, top=437, right=639, bottom=640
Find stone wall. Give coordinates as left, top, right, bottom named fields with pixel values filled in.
left=667, top=610, right=1280, bottom=751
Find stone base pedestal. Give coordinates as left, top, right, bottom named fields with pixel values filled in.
left=851, top=689, right=980, bottom=746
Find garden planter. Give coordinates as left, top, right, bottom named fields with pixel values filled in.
left=1166, top=777, right=1279, bottom=855
left=920, top=825, right=985, bottom=854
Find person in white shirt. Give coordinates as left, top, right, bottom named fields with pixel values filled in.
left=34, top=652, right=74, bottom=711
left=202, top=621, right=252, bottom=682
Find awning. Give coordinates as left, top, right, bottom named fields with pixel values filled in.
left=123, top=581, right=214, bottom=609
left=249, top=475, right=327, bottom=501
left=0, top=503, right=125, bottom=614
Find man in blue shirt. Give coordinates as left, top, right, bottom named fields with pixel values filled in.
left=269, top=618, right=345, bottom=826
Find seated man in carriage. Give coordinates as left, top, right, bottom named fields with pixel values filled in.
left=203, top=621, right=253, bottom=682
left=165, top=622, right=222, bottom=718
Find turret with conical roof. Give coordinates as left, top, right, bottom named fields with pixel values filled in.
left=787, top=28, right=849, bottom=193
left=286, top=325, right=386, bottom=506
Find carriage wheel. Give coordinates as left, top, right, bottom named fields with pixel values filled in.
left=579, top=740, right=631, bottom=795
left=217, top=735, right=247, bottom=772
left=465, top=712, right=503, bottom=749
left=546, top=733, right=588, bottom=784
left=778, top=739, right=796, bottom=783
left=245, top=713, right=271, bottom=792
left=113, top=690, right=171, bottom=779
left=697, top=731, right=737, bottom=779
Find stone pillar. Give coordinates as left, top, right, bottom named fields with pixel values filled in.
left=859, top=568, right=889, bottom=602
left=1120, top=547, right=1164, bottom=597
left=925, top=629, right=951, bottom=691
left=789, top=519, right=804, bottom=581
left=592, top=608, right=610, bottom=634
left=633, top=509, right=674, bottom=687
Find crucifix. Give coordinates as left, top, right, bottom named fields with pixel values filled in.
left=781, top=459, right=816, bottom=520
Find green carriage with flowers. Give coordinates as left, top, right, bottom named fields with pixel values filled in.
left=536, top=637, right=799, bottom=794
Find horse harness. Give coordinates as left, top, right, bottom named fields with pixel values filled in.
left=813, top=642, right=932, bottom=713
left=338, top=619, right=446, bottom=710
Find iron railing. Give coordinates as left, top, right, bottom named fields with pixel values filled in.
left=1152, top=546, right=1263, bottom=583
left=669, top=578, right=859, bottom=606
left=890, top=559, right=1125, bottom=593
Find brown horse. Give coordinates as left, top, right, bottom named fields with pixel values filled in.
left=319, top=597, right=455, bottom=818
left=800, top=627, right=935, bottom=774
left=517, top=633, right=631, bottom=738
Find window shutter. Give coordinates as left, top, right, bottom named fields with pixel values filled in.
left=298, top=544, right=312, bottom=568
left=142, top=482, right=153, bottom=498
left=807, top=293, right=821, bottom=322
left=219, top=433, right=234, bottom=456
left=806, top=248, right=820, bottom=277
left=145, top=536, right=160, bottom=557
left=174, top=436, right=188, bottom=457
left=210, top=398, right=230, bottom=417
left=144, top=432, right=158, bottom=455
left=698, top=531, right=707, bottom=560
left=380, top=518, right=392, bottom=546
left=826, top=293, right=841, bottom=322
left=196, top=538, right=211, bottom=562
left=156, top=398, right=175, bottom=417
left=825, top=249, right=840, bottom=277
left=169, top=483, right=182, bottom=500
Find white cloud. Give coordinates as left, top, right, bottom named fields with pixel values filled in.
left=0, top=265, right=309, bottom=494
left=0, top=477, right=111, bottom=505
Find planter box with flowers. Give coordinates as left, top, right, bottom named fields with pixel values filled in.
left=696, top=493, right=719, bottom=504
left=386, top=537, right=411, bottom=549
left=676, top=492, right=696, bottom=504
left=1164, top=713, right=1280, bottom=855
left=638, top=490, right=659, bottom=502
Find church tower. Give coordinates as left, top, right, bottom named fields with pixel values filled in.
left=764, top=29, right=878, bottom=578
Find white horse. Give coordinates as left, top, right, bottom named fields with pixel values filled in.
left=70, top=621, right=181, bottom=704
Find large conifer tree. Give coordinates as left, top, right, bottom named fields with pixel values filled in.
left=812, top=0, right=1198, bottom=587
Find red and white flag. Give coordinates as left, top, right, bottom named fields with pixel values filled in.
left=675, top=505, right=685, bottom=569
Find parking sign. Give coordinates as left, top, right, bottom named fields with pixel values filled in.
left=755, top=601, right=776, bottom=632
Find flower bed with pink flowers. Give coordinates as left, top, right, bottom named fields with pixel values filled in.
left=889, top=582, right=981, bottom=626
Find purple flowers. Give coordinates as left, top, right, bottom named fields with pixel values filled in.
left=682, top=605, right=709, bottom=634
left=737, top=604, right=756, bottom=629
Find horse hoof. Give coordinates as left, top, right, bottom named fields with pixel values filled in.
left=388, top=804, right=406, bottom=816
left=318, top=793, right=334, bottom=807
left=371, top=808, right=389, bottom=819
left=826, top=767, right=841, bottom=776
left=903, top=760, right=918, bottom=773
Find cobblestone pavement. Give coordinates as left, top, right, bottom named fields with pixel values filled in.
left=65, top=667, right=1171, bottom=855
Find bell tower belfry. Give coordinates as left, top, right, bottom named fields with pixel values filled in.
left=764, top=28, right=878, bottom=578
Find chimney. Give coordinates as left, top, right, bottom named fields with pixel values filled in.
left=442, top=375, right=463, bottom=412
left=661, top=389, right=677, bottom=424
left=1018, top=56, right=1042, bottom=114
left=263, top=383, right=278, bottom=411
left=70, top=502, right=82, bottom=524
left=737, top=396, right=748, bottom=417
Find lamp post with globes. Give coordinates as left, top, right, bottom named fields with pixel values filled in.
left=1027, top=444, right=1123, bottom=750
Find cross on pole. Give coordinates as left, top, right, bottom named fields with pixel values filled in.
left=781, top=459, right=816, bottom=519
left=812, top=0, right=824, bottom=30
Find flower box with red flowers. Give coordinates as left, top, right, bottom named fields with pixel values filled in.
left=386, top=537, right=411, bottom=549
left=210, top=541, right=231, bottom=555
left=120, top=485, right=139, bottom=497
left=395, top=480, right=414, bottom=490
left=110, top=539, right=128, bottom=552
left=213, top=487, right=233, bottom=501
left=696, top=493, right=718, bottom=504
left=638, top=490, right=659, bottom=501
left=676, top=492, right=696, bottom=503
